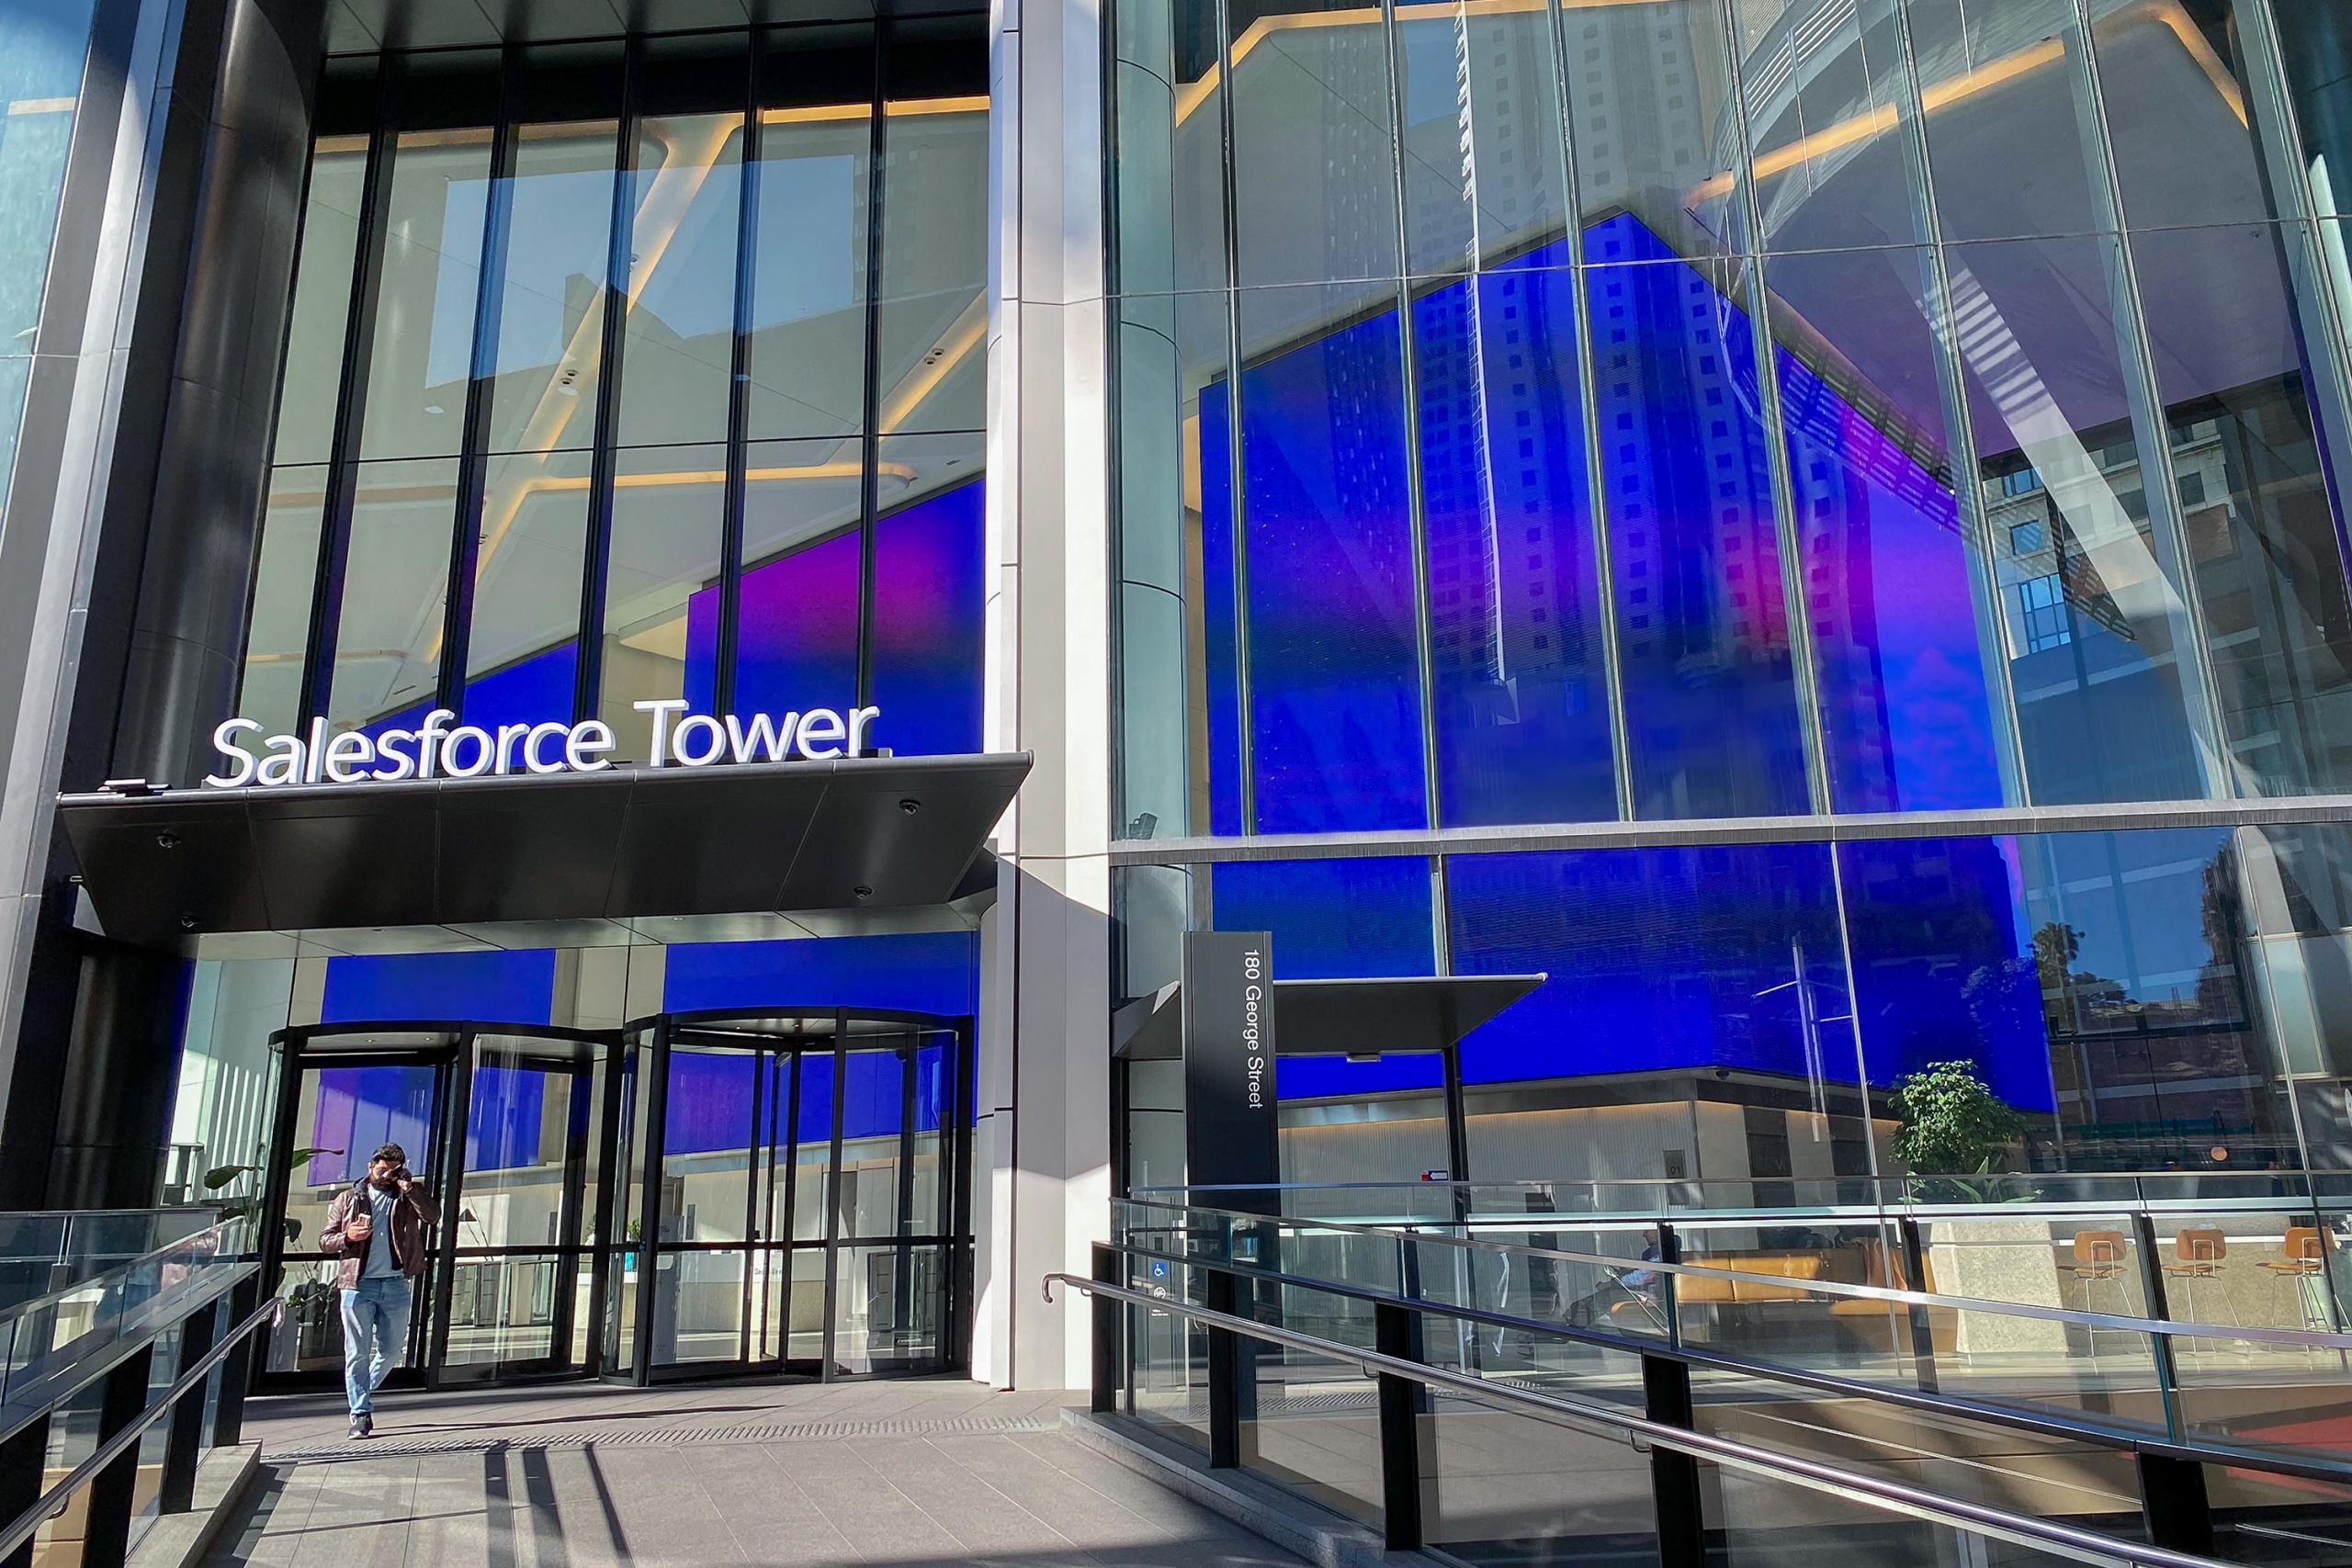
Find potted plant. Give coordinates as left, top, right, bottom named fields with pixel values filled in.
left=1892, top=1061, right=2064, bottom=1353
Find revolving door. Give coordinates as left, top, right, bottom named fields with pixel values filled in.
left=603, top=1009, right=974, bottom=1382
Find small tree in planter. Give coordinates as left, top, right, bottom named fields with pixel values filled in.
left=1892, top=1059, right=2026, bottom=1203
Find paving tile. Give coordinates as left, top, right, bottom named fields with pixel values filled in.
left=225, top=1382, right=1303, bottom=1568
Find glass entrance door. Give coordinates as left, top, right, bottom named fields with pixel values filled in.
left=435, top=1034, right=604, bottom=1382
left=259, top=1033, right=454, bottom=1391
left=257, top=1025, right=612, bottom=1392
left=606, top=1010, right=972, bottom=1382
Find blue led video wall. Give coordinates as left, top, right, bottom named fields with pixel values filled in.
left=1195, top=213, right=2030, bottom=831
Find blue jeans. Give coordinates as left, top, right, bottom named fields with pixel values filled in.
left=339, top=1276, right=412, bottom=1416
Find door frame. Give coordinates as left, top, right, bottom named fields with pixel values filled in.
left=254, top=1021, right=616, bottom=1393
left=616, top=1007, right=976, bottom=1385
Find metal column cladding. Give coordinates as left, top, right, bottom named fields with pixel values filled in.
left=1180, top=931, right=1278, bottom=1206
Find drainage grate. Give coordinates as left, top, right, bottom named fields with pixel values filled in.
left=268, top=1412, right=1062, bottom=1463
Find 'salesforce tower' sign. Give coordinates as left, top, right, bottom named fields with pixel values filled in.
left=205, top=699, right=881, bottom=788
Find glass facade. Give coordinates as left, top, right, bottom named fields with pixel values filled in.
left=239, top=24, right=987, bottom=759
left=0, top=0, right=99, bottom=520
left=1108, top=0, right=2352, bottom=1189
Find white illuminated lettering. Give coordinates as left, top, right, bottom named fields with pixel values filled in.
left=725, top=710, right=797, bottom=763
left=634, top=699, right=689, bottom=765
left=375, top=730, right=416, bottom=780
left=204, top=718, right=261, bottom=788
left=190, top=705, right=876, bottom=787
left=414, top=709, right=455, bottom=780
left=322, top=729, right=374, bottom=784
left=523, top=721, right=571, bottom=774
left=256, top=734, right=302, bottom=785
left=442, top=726, right=495, bottom=778
left=797, top=708, right=845, bottom=759
left=566, top=720, right=616, bottom=772
left=673, top=714, right=727, bottom=767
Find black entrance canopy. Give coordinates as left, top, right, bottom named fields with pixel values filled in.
left=57, top=751, right=1031, bottom=949
left=1111, top=972, right=1544, bottom=1062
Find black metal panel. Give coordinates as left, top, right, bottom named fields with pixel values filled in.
left=59, top=752, right=1028, bottom=947
left=779, top=755, right=1027, bottom=909
left=248, top=784, right=443, bottom=931
left=438, top=772, right=631, bottom=924
left=62, top=800, right=269, bottom=938
left=604, top=765, right=831, bottom=918
left=1114, top=973, right=1545, bottom=1062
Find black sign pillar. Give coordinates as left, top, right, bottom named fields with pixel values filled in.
left=1182, top=931, right=1280, bottom=1213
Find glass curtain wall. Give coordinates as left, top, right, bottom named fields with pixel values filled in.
left=0, top=0, right=99, bottom=522
left=1107, top=0, right=2352, bottom=1219
left=1110, top=0, right=2352, bottom=834
left=238, top=23, right=988, bottom=761
left=1118, top=820, right=2352, bottom=1193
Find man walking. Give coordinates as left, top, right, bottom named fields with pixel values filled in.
left=319, top=1144, right=440, bottom=1438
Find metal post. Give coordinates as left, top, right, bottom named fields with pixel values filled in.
left=1642, top=1353, right=1705, bottom=1568
left=156, top=1298, right=222, bottom=1513
left=1374, top=1302, right=1425, bottom=1552
left=1898, top=1217, right=1939, bottom=1394
left=79, top=1344, right=155, bottom=1568
left=1091, top=1242, right=1120, bottom=1416
left=1204, top=1268, right=1240, bottom=1468
left=0, top=1414, right=50, bottom=1568
left=2137, top=1451, right=2214, bottom=1557
left=210, top=1273, right=262, bottom=1448
left=2132, top=1212, right=2186, bottom=1440
left=1655, top=1222, right=1682, bottom=1351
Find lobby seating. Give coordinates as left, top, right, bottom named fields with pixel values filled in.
left=1606, top=1241, right=1960, bottom=1356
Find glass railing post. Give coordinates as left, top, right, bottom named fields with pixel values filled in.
left=0, top=1411, right=49, bottom=1568
left=1656, top=1223, right=1682, bottom=1352
left=156, top=1297, right=222, bottom=1515
left=2135, top=1451, right=2214, bottom=1557
left=1204, top=1267, right=1240, bottom=1469
left=1640, top=1354, right=1705, bottom=1568
left=1897, top=1217, right=1939, bottom=1394
left=78, top=1342, right=155, bottom=1568
left=1091, top=1242, right=1119, bottom=1416
left=1373, top=1302, right=1425, bottom=1552
left=209, top=1274, right=262, bottom=1449
left=2130, top=1212, right=2188, bottom=1442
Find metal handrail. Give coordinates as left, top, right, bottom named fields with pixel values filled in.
left=0, top=1292, right=274, bottom=1562
left=1142, top=1176, right=2352, bottom=1217
left=1050, top=1272, right=2231, bottom=1568
left=1117, top=1197, right=2352, bottom=1349
left=0, top=1215, right=245, bottom=1338
left=1103, top=1230, right=2352, bottom=1482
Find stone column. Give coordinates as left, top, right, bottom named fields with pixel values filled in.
left=971, top=0, right=1114, bottom=1390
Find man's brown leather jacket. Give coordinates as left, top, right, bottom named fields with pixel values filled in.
left=318, top=1181, right=442, bottom=1289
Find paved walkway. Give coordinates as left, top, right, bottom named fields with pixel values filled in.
left=211, top=1381, right=1304, bottom=1568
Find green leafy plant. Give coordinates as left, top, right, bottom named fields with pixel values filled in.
left=202, top=1147, right=340, bottom=1243
left=1891, top=1060, right=2029, bottom=1203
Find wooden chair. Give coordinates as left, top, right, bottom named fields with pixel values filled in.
left=2260, top=1225, right=2334, bottom=1330
left=2163, top=1227, right=2232, bottom=1326
left=2066, top=1229, right=2131, bottom=1318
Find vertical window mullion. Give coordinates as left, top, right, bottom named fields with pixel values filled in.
left=856, top=27, right=890, bottom=712
left=1212, top=0, right=1252, bottom=831
left=1883, top=0, right=2030, bottom=809
left=718, top=41, right=762, bottom=721
left=2064, top=0, right=2234, bottom=801
left=1541, top=0, right=1634, bottom=822
left=443, top=50, right=525, bottom=718
left=1710, top=0, right=1834, bottom=819
left=576, top=40, right=642, bottom=727
left=301, top=72, right=404, bottom=728
left=1378, top=0, right=1439, bottom=838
